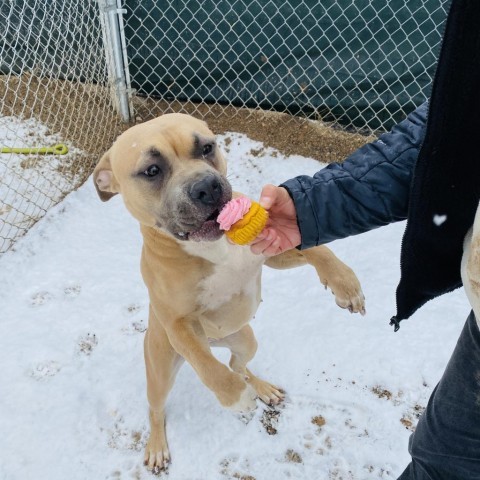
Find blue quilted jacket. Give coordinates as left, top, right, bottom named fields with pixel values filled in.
left=282, top=103, right=427, bottom=249
left=283, top=0, right=480, bottom=327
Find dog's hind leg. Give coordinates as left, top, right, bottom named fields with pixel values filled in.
left=144, top=309, right=184, bottom=474
left=218, top=325, right=284, bottom=406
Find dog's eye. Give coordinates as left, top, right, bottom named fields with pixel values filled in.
left=202, top=144, right=213, bottom=157
left=144, top=165, right=161, bottom=177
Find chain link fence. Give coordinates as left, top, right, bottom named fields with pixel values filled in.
left=124, top=0, right=448, bottom=132
left=0, top=0, right=126, bottom=254
left=1, top=0, right=448, bottom=254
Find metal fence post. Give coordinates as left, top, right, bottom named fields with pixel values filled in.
left=98, top=0, right=132, bottom=122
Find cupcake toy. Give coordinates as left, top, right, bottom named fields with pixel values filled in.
left=217, top=196, right=268, bottom=245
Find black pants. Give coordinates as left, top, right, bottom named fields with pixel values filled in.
left=398, top=311, right=480, bottom=479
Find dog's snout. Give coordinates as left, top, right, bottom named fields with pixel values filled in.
left=189, top=176, right=222, bottom=205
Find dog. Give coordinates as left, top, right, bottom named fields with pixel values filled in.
left=462, top=201, right=480, bottom=321
left=94, top=113, right=365, bottom=473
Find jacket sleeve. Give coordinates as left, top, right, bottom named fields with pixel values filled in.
left=281, top=102, right=428, bottom=249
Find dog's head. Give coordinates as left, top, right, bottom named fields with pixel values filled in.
left=94, top=113, right=232, bottom=242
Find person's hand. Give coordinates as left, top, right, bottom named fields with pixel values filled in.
left=250, top=185, right=301, bottom=256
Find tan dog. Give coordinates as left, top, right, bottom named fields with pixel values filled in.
left=94, top=113, right=365, bottom=473
left=462, top=201, right=480, bottom=323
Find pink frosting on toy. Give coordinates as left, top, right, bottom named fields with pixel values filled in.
left=217, top=197, right=252, bottom=230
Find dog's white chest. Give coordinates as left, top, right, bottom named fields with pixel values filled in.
left=183, top=239, right=264, bottom=310
left=198, top=254, right=262, bottom=310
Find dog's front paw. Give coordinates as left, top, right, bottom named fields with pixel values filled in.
left=228, top=383, right=257, bottom=412
left=321, top=265, right=366, bottom=315
left=217, top=373, right=257, bottom=413
left=333, top=281, right=366, bottom=315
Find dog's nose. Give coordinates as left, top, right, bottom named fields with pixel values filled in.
left=189, top=176, right=222, bottom=205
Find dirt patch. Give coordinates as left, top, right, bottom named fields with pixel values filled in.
left=2, top=74, right=375, bottom=179
left=131, top=97, right=376, bottom=164
left=312, top=415, right=327, bottom=428
left=220, top=458, right=256, bottom=480
left=371, top=386, right=393, bottom=401
left=400, top=404, right=425, bottom=432
left=285, top=449, right=303, bottom=464
left=260, top=408, right=281, bottom=435
left=77, top=333, right=98, bottom=356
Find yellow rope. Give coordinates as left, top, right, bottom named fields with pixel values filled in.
left=0, top=144, right=69, bottom=155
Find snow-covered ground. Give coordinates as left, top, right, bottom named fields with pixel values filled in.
left=0, top=130, right=469, bottom=480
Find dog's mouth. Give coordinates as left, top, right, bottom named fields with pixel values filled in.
left=174, top=209, right=223, bottom=242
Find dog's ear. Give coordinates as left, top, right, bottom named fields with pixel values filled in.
left=93, top=150, right=119, bottom=202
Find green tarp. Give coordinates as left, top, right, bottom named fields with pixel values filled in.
left=0, top=0, right=104, bottom=81
left=125, top=0, right=447, bottom=129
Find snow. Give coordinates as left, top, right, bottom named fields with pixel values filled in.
left=0, top=129, right=469, bottom=480
left=0, top=116, right=82, bottom=251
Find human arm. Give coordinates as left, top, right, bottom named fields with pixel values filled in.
left=251, top=102, right=428, bottom=256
